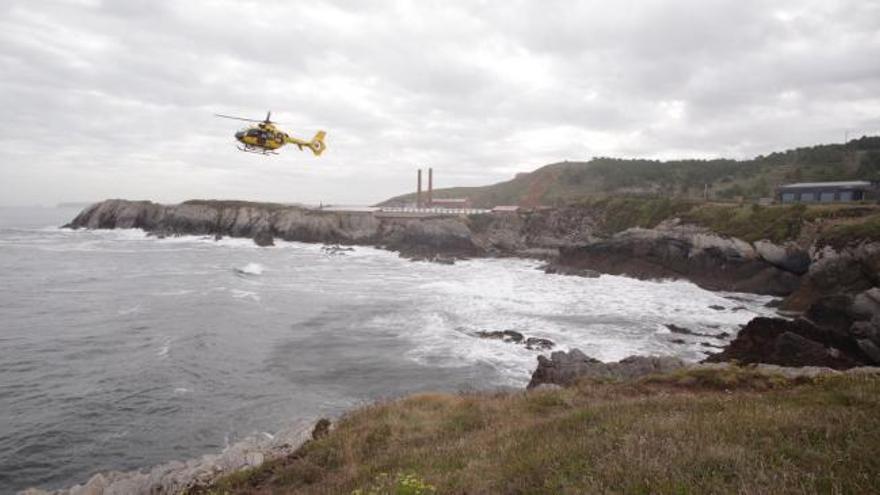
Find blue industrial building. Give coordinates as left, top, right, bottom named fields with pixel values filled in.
left=777, top=181, right=877, bottom=203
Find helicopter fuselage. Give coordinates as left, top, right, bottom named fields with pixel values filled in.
left=235, top=123, right=287, bottom=151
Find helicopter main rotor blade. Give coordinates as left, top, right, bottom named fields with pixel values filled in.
left=214, top=114, right=264, bottom=123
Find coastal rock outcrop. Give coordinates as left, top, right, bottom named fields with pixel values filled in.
left=63, top=200, right=878, bottom=311
left=782, top=242, right=880, bottom=312
left=527, top=349, right=880, bottom=390
left=705, top=286, right=880, bottom=369
left=64, top=200, right=475, bottom=259
left=253, top=229, right=274, bottom=247
left=554, top=225, right=801, bottom=296
left=527, top=350, right=686, bottom=388
left=24, top=420, right=315, bottom=495
left=475, top=330, right=556, bottom=351
left=380, top=217, right=480, bottom=259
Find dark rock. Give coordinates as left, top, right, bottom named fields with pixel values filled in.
left=555, top=230, right=802, bottom=296
left=805, top=294, right=855, bottom=330
left=701, top=342, right=725, bottom=349
left=322, top=244, right=355, bottom=255
left=665, top=324, right=724, bottom=339
left=753, top=240, right=811, bottom=274
left=856, top=339, right=880, bottom=364
left=476, top=330, right=524, bottom=344
left=670, top=338, right=687, bottom=345
left=705, top=317, right=865, bottom=369
left=527, top=350, right=686, bottom=388
left=383, top=218, right=480, bottom=260
left=524, top=337, right=555, bottom=351
left=253, top=230, right=275, bottom=247
left=214, top=233, right=223, bottom=241
left=764, top=298, right=784, bottom=308
left=708, top=305, right=726, bottom=311
left=773, top=332, right=841, bottom=367
left=850, top=321, right=880, bottom=345
left=850, top=288, right=880, bottom=321
left=717, top=332, right=731, bottom=339
left=542, top=263, right=601, bottom=278
left=311, top=418, right=331, bottom=440
left=666, top=324, right=699, bottom=336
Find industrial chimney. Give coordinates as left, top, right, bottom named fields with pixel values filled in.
left=417, top=169, right=423, bottom=208
left=428, top=167, right=433, bottom=207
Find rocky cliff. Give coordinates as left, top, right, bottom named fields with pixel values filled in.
left=66, top=200, right=876, bottom=298
left=547, top=220, right=804, bottom=295
left=65, top=199, right=484, bottom=259
left=67, top=199, right=880, bottom=355
left=64, top=200, right=614, bottom=261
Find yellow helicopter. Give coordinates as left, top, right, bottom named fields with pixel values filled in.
left=215, top=112, right=326, bottom=156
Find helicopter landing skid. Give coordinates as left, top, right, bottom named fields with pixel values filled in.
left=237, top=145, right=278, bottom=155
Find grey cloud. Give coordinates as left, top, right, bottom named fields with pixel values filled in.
left=1, top=0, right=878, bottom=206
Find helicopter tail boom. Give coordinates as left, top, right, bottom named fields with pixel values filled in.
left=286, top=130, right=326, bottom=157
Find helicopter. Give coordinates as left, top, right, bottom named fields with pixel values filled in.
left=215, top=112, right=326, bottom=156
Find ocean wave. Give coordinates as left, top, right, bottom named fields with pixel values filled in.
left=157, top=337, right=171, bottom=359
left=234, top=262, right=265, bottom=276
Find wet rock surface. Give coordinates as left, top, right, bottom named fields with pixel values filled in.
left=525, top=337, right=555, bottom=351
left=476, top=330, right=525, bottom=344
left=527, top=349, right=880, bottom=390
left=705, top=294, right=880, bottom=369
left=554, top=226, right=802, bottom=296
left=253, top=230, right=274, bottom=247
left=540, top=263, right=601, bottom=277
left=475, top=330, right=556, bottom=351
left=527, top=350, right=686, bottom=388
left=63, top=201, right=878, bottom=313
left=25, top=420, right=316, bottom=495
left=321, top=244, right=355, bottom=255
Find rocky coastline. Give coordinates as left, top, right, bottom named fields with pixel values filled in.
left=37, top=198, right=880, bottom=494
left=22, top=421, right=318, bottom=495
left=64, top=199, right=880, bottom=371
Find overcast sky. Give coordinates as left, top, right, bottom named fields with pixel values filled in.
left=1, top=0, right=878, bottom=206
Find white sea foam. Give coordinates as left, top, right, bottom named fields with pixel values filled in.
left=395, top=257, right=777, bottom=384
left=230, top=289, right=260, bottom=302
left=117, top=305, right=142, bottom=316
left=157, top=337, right=171, bottom=359
left=234, top=263, right=265, bottom=276
left=154, top=289, right=194, bottom=297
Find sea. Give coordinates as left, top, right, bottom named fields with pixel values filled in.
left=0, top=206, right=777, bottom=493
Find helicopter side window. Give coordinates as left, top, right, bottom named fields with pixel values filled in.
left=246, top=129, right=261, bottom=138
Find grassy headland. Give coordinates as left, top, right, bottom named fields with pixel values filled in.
left=200, top=367, right=880, bottom=494
left=548, top=197, right=880, bottom=244
left=381, top=136, right=880, bottom=208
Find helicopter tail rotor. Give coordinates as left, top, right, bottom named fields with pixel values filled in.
left=306, top=130, right=327, bottom=156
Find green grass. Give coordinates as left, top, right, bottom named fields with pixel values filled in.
left=818, top=213, right=880, bottom=249
left=679, top=203, right=810, bottom=243
left=577, top=196, right=698, bottom=234
left=199, top=368, right=880, bottom=494
left=678, top=203, right=880, bottom=243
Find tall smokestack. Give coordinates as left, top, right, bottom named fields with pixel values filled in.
left=428, top=168, right=433, bottom=207
left=417, top=169, right=422, bottom=208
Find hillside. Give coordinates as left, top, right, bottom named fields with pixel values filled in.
left=381, top=136, right=880, bottom=208
left=202, top=367, right=880, bottom=494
